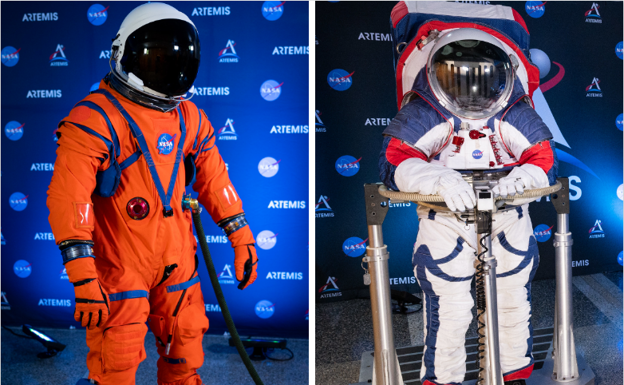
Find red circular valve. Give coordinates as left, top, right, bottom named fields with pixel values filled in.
left=126, top=197, right=150, bottom=220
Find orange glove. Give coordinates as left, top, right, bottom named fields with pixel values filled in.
left=234, top=244, right=258, bottom=290
left=224, top=220, right=258, bottom=290
left=64, top=252, right=110, bottom=329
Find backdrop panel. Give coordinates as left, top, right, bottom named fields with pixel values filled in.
left=315, top=1, right=623, bottom=302
left=2, top=1, right=309, bottom=338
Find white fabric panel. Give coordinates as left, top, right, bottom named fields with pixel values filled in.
left=413, top=121, right=453, bottom=157
left=405, top=1, right=515, bottom=21
left=413, top=205, right=536, bottom=383
left=499, top=119, right=533, bottom=158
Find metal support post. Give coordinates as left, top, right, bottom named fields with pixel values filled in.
left=363, top=184, right=404, bottom=385
left=478, top=234, right=504, bottom=385
left=475, top=202, right=504, bottom=385
left=551, top=178, right=579, bottom=382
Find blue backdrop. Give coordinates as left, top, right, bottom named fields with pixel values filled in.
left=2, top=1, right=309, bottom=338
left=315, top=1, right=623, bottom=302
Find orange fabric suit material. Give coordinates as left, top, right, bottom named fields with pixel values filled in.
left=47, top=80, right=248, bottom=385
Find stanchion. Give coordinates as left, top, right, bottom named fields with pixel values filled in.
left=551, top=178, right=580, bottom=382
left=362, top=183, right=404, bottom=385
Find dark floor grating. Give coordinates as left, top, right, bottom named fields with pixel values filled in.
left=393, top=327, right=554, bottom=385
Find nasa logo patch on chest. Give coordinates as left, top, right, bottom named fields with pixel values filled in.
left=472, top=150, right=483, bottom=159
left=157, top=133, right=176, bottom=155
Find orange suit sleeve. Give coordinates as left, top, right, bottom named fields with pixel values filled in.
left=191, top=109, right=246, bottom=225
left=47, top=106, right=112, bottom=245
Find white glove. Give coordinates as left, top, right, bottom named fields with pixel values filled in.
left=395, top=158, right=475, bottom=212
left=437, top=173, right=476, bottom=212
left=492, top=164, right=549, bottom=198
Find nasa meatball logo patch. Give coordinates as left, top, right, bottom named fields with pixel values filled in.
left=157, top=133, right=176, bottom=155
left=472, top=150, right=483, bottom=159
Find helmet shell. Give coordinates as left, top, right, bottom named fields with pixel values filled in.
left=111, top=2, right=200, bottom=98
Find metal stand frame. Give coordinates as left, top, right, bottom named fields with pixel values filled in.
left=363, top=184, right=404, bottom=385
left=357, top=178, right=594, bottom=385
left=475, top=209, right=504, bottom=385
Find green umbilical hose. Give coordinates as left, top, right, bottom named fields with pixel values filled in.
left=190, top=209, right=264, bottom=385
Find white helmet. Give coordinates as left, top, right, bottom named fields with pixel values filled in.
left=427, top=28, right=514, bottom=120
left=109, top=2, right=200, bottom=110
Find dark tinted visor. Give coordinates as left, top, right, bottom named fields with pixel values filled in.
left=121, top=19, right=200, bottom=96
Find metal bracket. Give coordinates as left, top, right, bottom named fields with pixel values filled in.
left=363, top=247, right=390, bottom=262
left=551, top=177, right=570, bottom=214
left=553, top=240, right=574, bottom=247
left=364, top=183, right=390, bottom=226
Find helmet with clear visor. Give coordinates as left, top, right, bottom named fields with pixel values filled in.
left=427, top=28, right=514, bottom=120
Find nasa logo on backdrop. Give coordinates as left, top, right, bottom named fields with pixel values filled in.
left=5, top=121, right=24, bottom=141
left=618, top=251, right=623, bottom=266
left=315, top=110, right=326, bottom=132
left=14, top=260, right=32, bottom=278
left=218, top=40, right=239, bottom=63
left=319, top=276, right=342, bottom=299
left=87, top=4, right=108, bottom=26
left=327, top=69, right=354, bottom=91
left=1, top=46, right=20, bottom=67
left=9, top=192, right=28, bottom=211
left=262, top=1, right=284, bottom=21
left=49, top=44, right=68, bottom=66
left=257, top=230, right=277, bottom=250
left=616, top=114, right=623, bottom=131
left=217, top=264, right=235, bottom=285
left=217, top=119, right=238, bottom=140
left=258, top=157, right=280, bottom=177
left=335, top=155, right=361, bottom=177
left=616, top=42, right=623, bottom=60
left=585, top=2, right=602, bottom=23
left=315, top=195, right=334, bottom=218
left=260, top=80, right=282, bottom=101
left=156, top=133, right=176, bottom=155
left=533, top=224, right=553, bottom=242
left=585, top=77, right=602, bottom=97
left=588, top=220, right=605, bottom=239
left=525, top=1, right=545, bottom=18
left=255, top=300, right=275, bottom=319
left=342, top=237, right=367, bottom=257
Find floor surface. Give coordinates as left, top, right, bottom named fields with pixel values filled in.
left=316, top=271, right=623, bottom=385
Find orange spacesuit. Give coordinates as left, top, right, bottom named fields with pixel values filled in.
left=47, top=77, right=258, bottom=385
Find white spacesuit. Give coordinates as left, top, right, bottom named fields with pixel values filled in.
left=379, top=28, right=558, bottom=385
